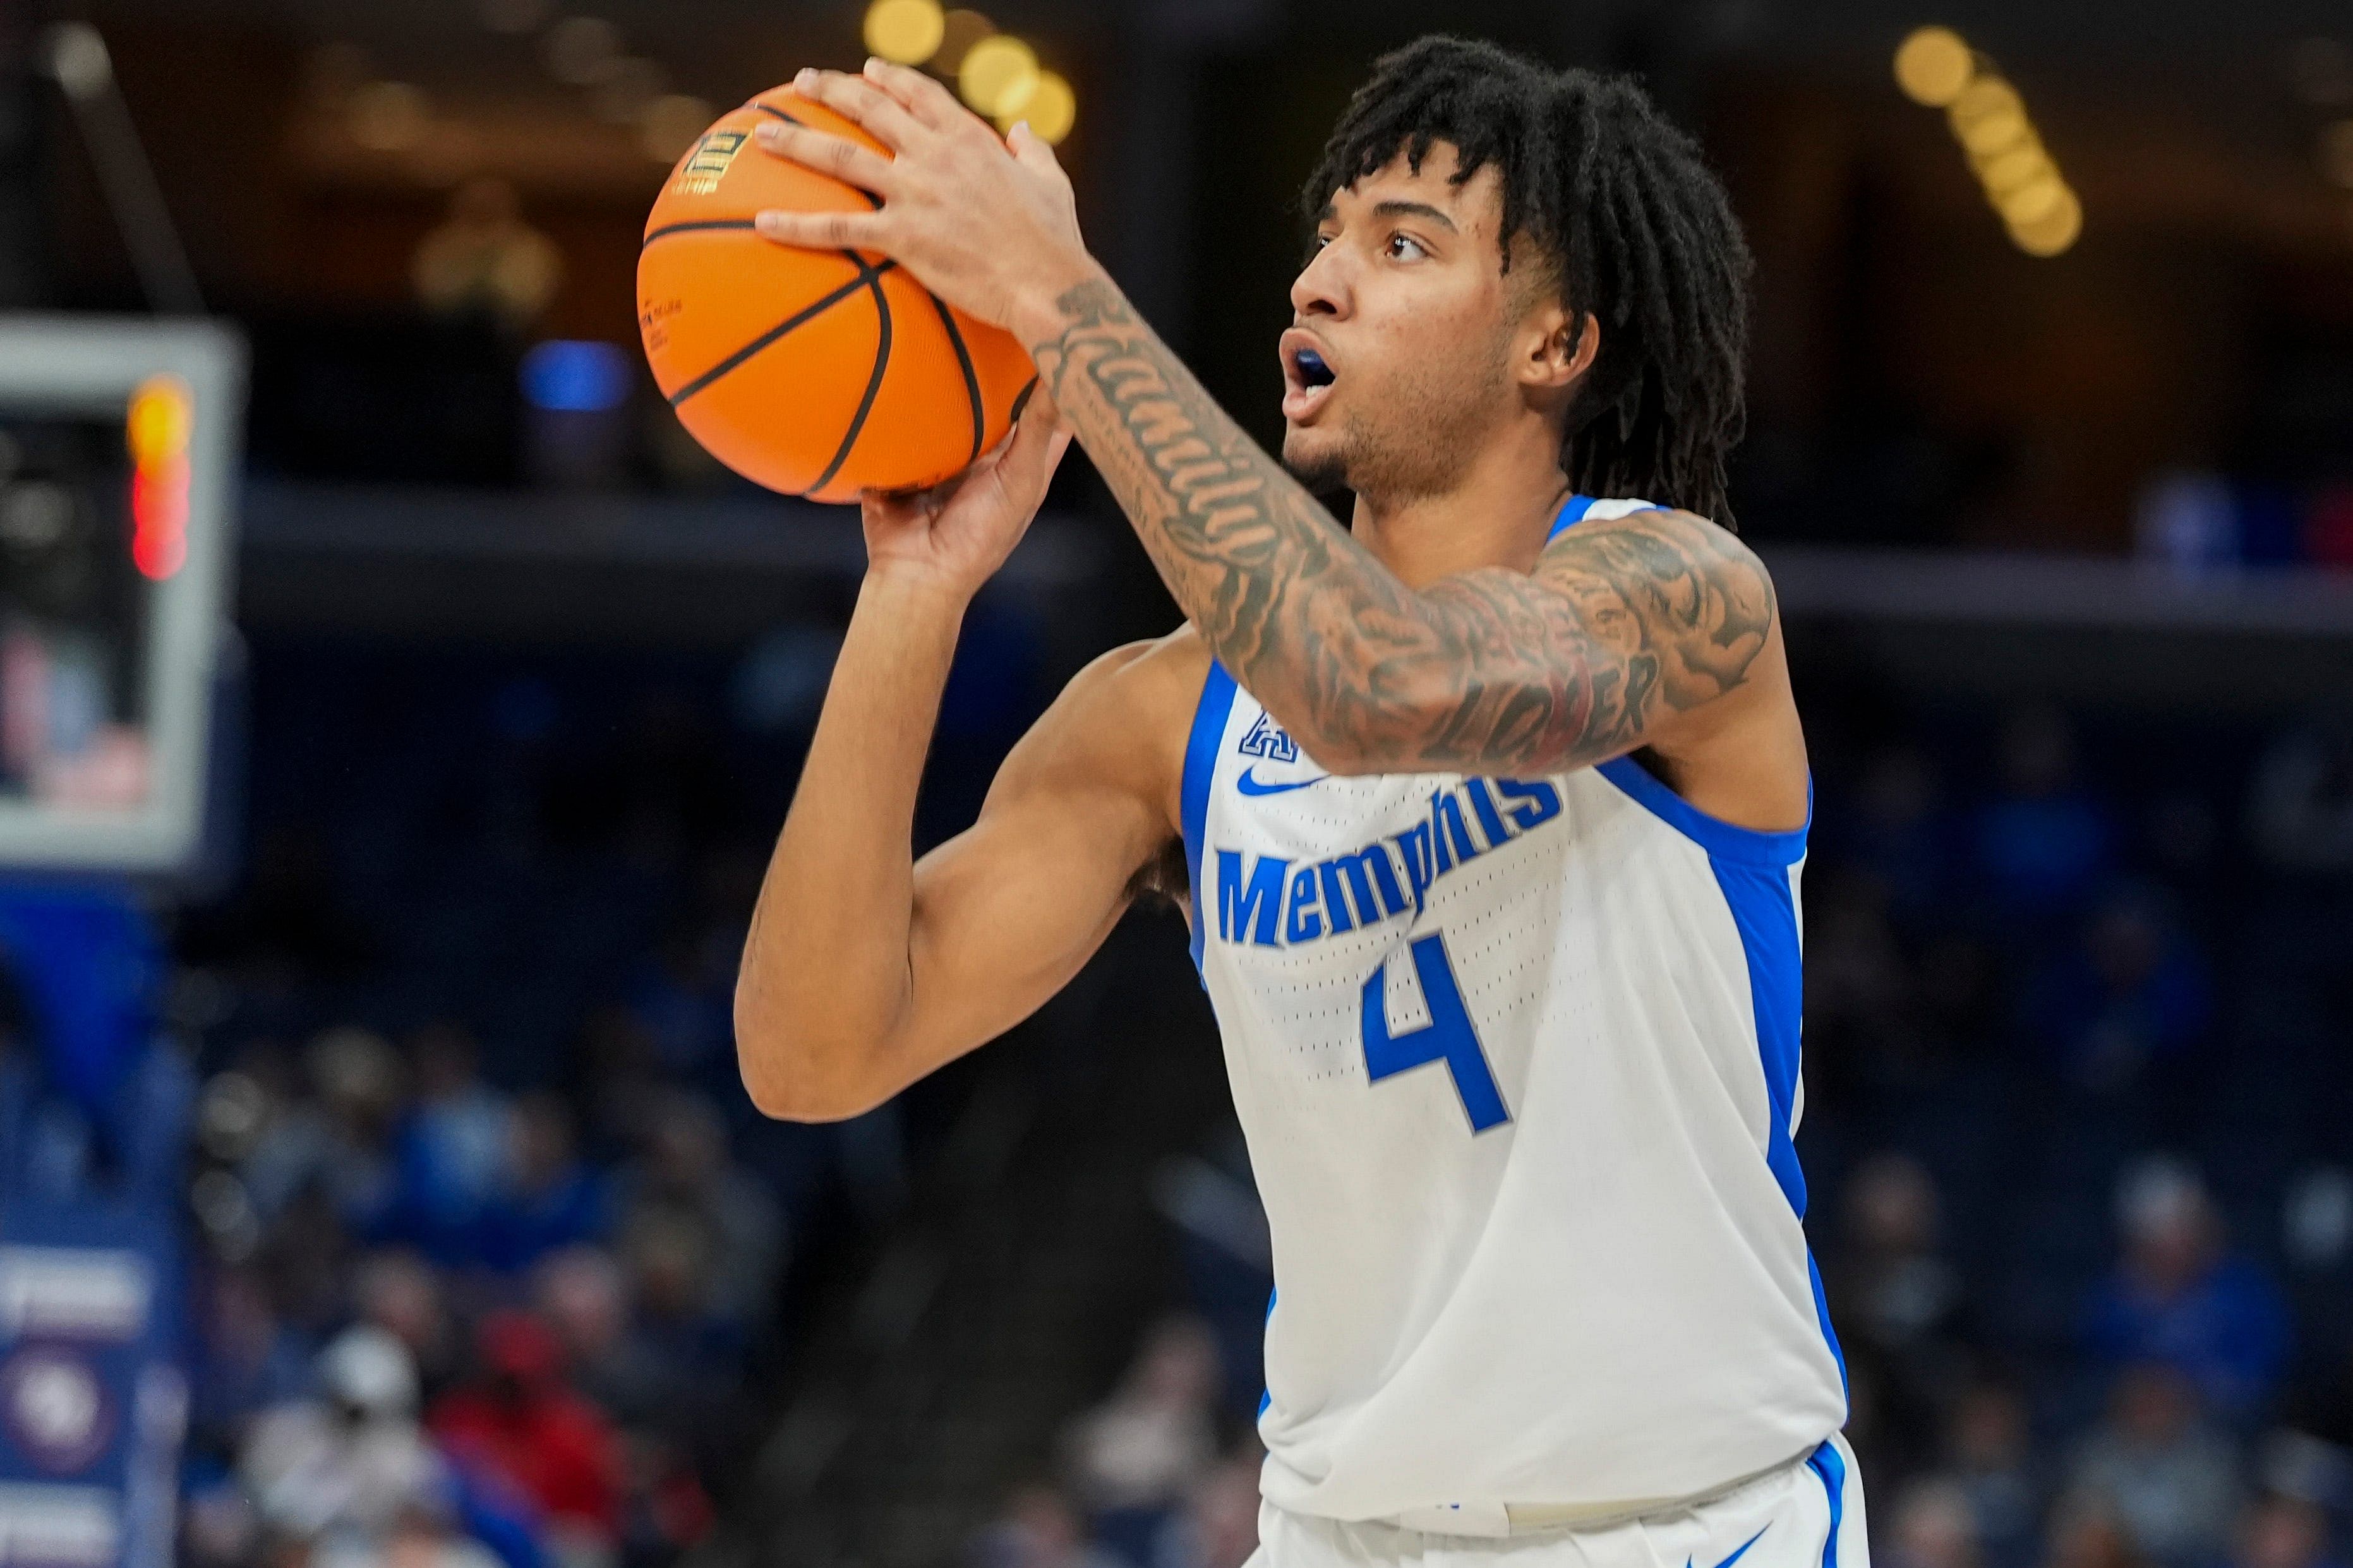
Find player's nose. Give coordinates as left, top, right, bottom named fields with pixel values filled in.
left=1289, top=242, right=1351, bottom=320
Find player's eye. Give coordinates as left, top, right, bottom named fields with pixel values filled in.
left=1386, top=233, right=1428, bottom=260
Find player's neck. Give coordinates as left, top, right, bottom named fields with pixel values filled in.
left=1347, top=445, right=1573, bottom=589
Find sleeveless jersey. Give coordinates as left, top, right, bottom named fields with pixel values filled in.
left=1181, top=496, right=1848, bottom=1524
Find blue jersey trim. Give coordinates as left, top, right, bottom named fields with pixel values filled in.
left=1598, top=755, right=1810, bottom=867
left=1182, top=659, right=1239, bottom=976
left=1806, top=1440, right=1847, bottom=1568
left=1545, top=494, right=1598, bottom=541
left=1711, top=854, right=1850, bottom=1401
left=1256, top=1286, right=1277, bottom=1421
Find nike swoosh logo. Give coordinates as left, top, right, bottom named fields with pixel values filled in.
left=1687, top=1524, right=1769, bottom=1568
left=1236, top=767, right=1330, bottom=796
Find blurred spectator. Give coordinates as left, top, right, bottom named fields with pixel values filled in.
left=412, top=177, right=561, bottom=333
left=970, top=1483, right=1128, bottom=1568
left=1975, top=707, right=2114, bottom=923
left=1886, top=1479, right=1985, bottom=1568
left=1840, top=1154, right=1966, bottom=1355
left=2064, top=1363, right=2243, bottom=1568
left=392, top=1024, right=513, bottom=1264
left=428, top=1310, right=625, bottom=1568
left=481, top=1094, right=610, bottom=1274
left=242, top=1027, right=406, bottom=1234
left=2225, top=1494, right=2349, bottom=1568
left=240, top=1326, right=448, bottom=1564
left=2246, top=722, right=2353, bottom=878
left=1150, top=1452, right=1262, bottom=1568
left=1830, top=1154, right=1967, bottom=1479
left=1850, top=746, right=1959, bottom=928
left=1063, top=1317, right=1222, bottom=1562
left=2086, top=1162, right=2290, bottom=1418
left=613, top=1092, right=781, bottom=1325
left=2027, top=888, right=2213, bottom=1098
left=2042, top=1492, right=2149, bottom=1568
left=191, top=1266, right=316, bottom=1453
left=376, top=1498, right=505, bottom=1568
left=1944, top=1383, right=2045, bottom=1568
left=535, top=1247, right=663, bottom=1429
left=613, top=1209, right=745, bottom=1441
left=355, top=1250, right=459, bottom=1403
left=618, top=930, right=735, bottom=1083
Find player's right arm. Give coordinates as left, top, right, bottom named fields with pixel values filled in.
left=732, top=397, right=1195, bottom=1123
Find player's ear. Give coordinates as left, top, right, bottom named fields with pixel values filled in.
left=1518, top=300, right=1598, bottom=397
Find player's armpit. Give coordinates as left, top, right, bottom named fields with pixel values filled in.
left=787, top=633, right=1195, bottom=1119
left=1385, top=506, right=1779, bottom=777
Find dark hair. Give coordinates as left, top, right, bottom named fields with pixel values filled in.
left=1300, top=37, right=1754, bottom=525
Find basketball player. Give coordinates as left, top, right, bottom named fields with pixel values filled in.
left=738, top=36, right=1863, bottom=1568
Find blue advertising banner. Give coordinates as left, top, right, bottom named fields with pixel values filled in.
left=0, top=1203, right=183, bottom=1568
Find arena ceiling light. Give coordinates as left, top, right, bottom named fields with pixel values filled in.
left=1895, top=25, right=2081, bottom=258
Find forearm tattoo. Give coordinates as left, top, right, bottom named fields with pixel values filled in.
left=1028, top=279, right=1774, bottom=775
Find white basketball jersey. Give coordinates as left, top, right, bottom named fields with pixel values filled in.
left=1181, top=496, right=1848, bottom=1525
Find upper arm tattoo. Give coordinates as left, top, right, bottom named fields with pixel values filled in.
left=1027, top=278, right=1774, bottom=776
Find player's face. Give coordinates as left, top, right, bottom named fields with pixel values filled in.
left=1280, top=146, right=1532, bottom=501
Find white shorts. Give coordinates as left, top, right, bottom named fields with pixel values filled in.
left=1249, top=1437, right=1868, bottom=1568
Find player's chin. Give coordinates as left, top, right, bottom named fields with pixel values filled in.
left=1280, top=428, right=1351, bottom=498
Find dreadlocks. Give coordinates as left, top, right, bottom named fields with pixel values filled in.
left=1300, top=36, right=1754, bottom=527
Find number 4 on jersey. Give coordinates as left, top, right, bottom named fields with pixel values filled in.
left=1360, top=934, right=1512, bottom=1133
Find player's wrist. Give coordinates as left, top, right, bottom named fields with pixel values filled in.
left=1008, top=253, right=1107, bottom=355
left=860, top=558, right=980, bottom=618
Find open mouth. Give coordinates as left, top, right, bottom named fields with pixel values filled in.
left=1280, top=331, right=1337, bottom=422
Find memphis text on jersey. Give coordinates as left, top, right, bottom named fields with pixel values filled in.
left=1214, top=775, right=1564, bottom=951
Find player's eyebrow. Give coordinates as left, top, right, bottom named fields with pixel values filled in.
left=1315, top=198, right=1461, bottom=233
left=1369, top=199, right=1457, bottom=232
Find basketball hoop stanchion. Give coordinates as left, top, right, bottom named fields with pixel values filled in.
left=0, top=316, right=241, bottom=1568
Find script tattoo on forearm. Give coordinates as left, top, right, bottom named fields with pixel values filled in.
left=1028, top=278, right=1773, bottom=775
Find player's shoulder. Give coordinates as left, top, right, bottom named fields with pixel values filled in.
left=1539, top=504, right=1774, bottom=609
left=1013, top=625, right=1212, bottom=817
left=1057, top=624, right=1213, bottom=722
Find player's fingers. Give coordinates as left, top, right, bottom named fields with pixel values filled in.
left=997, top=383, right=1071, bottom=492
left=753, top=207, right=888, bottom=251
left=860, top=57, right=963, bottom=132
left=1006, top=121, right=1067, bottom=186
left=753, top=120, right=894, bottom=194
left=789, top=66, right=924, bottom=150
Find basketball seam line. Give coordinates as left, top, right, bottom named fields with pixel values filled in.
left=665, top=256, right=898, bottom=409
left=642, top=218, right=758, bottom=247
left=924, top=292, right=986, bottom=468
left=807, top=261, right=893, bottom=497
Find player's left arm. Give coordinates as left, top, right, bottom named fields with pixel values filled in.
left=754, top=63, right=1776, bottom=777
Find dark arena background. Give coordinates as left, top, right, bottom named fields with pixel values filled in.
left=3, top=2, right=2353, bottom=1567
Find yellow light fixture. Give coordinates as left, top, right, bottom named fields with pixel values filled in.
left=864, top=0, right=946, bottom=66
left=934, top=9, right=994, bottom=76
left=960, top=33, right=1037, bottom=119
left=1013, top=68, right=1074, bottom=143
left=1995, top=174, right=2068, bottom=226
left=1975, top=141, right=2052, bottom=197
left=2007, top=186, right=2081, bottom=255
left=1894, top=27, right=1973, bottom=107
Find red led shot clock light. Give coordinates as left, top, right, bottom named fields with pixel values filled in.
left=126, top=373, right=192, bottom=580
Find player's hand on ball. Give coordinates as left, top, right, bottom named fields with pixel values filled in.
left=858, top=385, right=1071, bottom=599
left=752, top=60, right=1089, bottom=333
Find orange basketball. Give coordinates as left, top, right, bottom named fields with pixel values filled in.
left=637, top=86, right=1037, bottom=503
